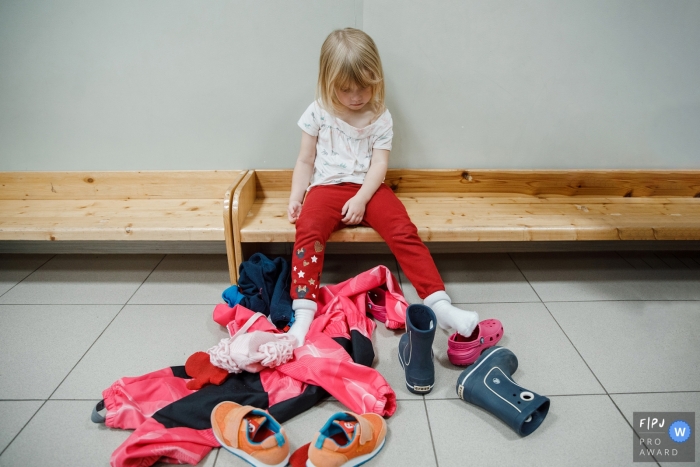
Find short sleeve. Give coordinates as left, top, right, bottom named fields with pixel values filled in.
left=297, top=102, right=320, bottom=136
left=372, top=110, right=393, bottom=150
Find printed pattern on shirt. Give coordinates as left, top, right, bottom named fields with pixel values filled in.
left=297, top=101, right=393, bottom=188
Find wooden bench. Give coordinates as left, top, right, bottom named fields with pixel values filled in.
left=226, top=169, right=700, bottom=283
left=0, top=170, right=246, bottom=275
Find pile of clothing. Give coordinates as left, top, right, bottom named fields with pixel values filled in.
left=99, top=254, right=409, bottom=467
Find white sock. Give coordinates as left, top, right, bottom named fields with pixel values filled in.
left=424, top=291, right=479, bottom=337
left=288, top=299, right=317, bottom=347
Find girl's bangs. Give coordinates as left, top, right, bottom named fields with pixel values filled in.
left=334, top=60, right=380, bottom=90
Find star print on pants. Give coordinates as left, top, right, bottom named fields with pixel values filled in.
left=293, top=266, right=297, bottom=271
left=298, top=271, right=305, bottom=278
left=311, top=255, right=318, bottom=263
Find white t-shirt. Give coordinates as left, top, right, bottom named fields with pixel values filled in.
left=297, top=101, right=393, bottom=189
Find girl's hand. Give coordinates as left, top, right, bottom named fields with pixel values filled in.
left=288, top=200, right=302, bottom=223
left=341, top=196, right=367, bottom=225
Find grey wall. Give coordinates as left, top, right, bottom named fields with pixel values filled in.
left=369, top=0, right=700, bottom=169
left=1, top=0, right=698, bottom=171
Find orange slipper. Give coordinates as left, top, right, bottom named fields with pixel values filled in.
left=211, top=401, right=290, bottom=467
left=307, top=411, right=387, bottom=467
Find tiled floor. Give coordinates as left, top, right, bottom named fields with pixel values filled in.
left=0, top=251, right=698, bottom=467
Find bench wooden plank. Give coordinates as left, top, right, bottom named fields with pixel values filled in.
left=0, top=199, right=223, bottom=215
left=384, top=170, right=700, bottom=197
left=0, top=199, right=226, bottom=241
left=240, top=196, right=700, bottom=234
left=0, top=171, right=246, bottom=269
left=251, top=169, right=700, bottom=197
left=0, top=171, right=243, bottom=200
left=236, top=224, right=700, bottom=244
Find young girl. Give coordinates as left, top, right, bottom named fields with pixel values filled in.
left=286, top=28, right=479, bottom=348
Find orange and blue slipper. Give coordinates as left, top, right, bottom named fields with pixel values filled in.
left=211, top=401, right=290, bottom=467
left=307, top=411, right=387, bottom=467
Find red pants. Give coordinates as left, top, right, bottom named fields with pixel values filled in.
left=291, top=183, right=444, bottom=301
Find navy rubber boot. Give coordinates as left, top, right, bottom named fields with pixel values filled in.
left=456, top=346, right=550, bottom=436
left=398, top=304, right=436, bottom=394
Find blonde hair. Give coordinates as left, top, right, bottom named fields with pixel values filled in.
left=317, top=28, right=385, bottom=116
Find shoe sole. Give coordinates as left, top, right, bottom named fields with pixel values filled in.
left=447, top=346, right=489, bottom=367
left=215, top=436, right=290, bottom=467
left=398, top=349, right=434, bottom=394
left=306, top=437, right=385, bottom=467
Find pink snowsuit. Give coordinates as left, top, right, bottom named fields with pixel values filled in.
left=103, top=265, right=405, bottom=467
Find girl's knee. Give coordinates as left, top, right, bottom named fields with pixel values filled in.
left=382, top=221, right=419, bottom=240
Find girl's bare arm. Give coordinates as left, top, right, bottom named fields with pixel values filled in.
left=288, top=131, right=317, bottom=223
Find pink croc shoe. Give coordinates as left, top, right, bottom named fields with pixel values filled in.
left=447, top=319, right=504, bottom=366
left=366, top=288, right=388, bottom=323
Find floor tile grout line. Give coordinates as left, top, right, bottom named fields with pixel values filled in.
left=0, top=399, right=53, bottom=402
left=0, top=255, right=173, bottom=457
left=490, top=299, right=700, bottom=303
left=0, top=302, right=226, bottom=306
left=505, top=252, right=534, bottom=293
left=6, top=298, right=696, bottom=306
left=0, top=256, right=60, bottom=457
left=0, top=298, right=700, bottom=306
left=418, top=394, right=631, bottom=400
left=540, top=302, right=611, bottom=394
left=538, top=297, right=662, bottom=465
left=606, top=393, right=663, bottom=466
left=615, top=251, right=641, bottom=270
left=421, top=397, right=441, bottom=467
left=655, top=251, right=684, bottom=270
left=506, top=253, right=612, bottom=394
left=686, top=252, right=700, bottom=268
left=608, top=390, right=700, bottom=395
left=673, top=251, right=700, bottom=270
left=0, top=254, right=56, bottom=300
left=508, top=252, right=662, bottom=465
left=0, top=400, right=49, bottom=458
left=560, top=299, right=700, bottom=303
left=641, top=253, right=661, bottom=270
left=125, top=254, right=167, bottom=305
left=44, top=254, right=168, bottom=400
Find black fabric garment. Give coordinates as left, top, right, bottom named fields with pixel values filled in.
left=152, top=333, right=375, bottom=429
left=155, top=370, right=270, bottom=430
left=237, top=253, right=293, bottom=328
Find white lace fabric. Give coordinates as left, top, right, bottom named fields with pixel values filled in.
left=207, top=313, right=297, bottom=373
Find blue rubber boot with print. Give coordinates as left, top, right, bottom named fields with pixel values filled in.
left=456, top=346, right=550, bottom=436
left=398, top=304, right=436, bottom=394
